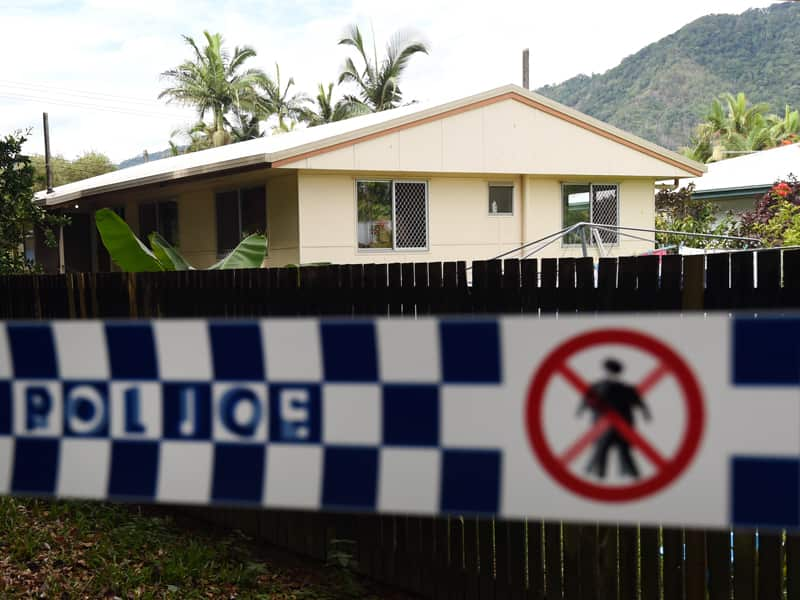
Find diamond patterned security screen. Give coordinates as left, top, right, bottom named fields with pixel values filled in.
left=394, top=182, right=428, bottom=249
left=591, top=184, right=618, bottom=243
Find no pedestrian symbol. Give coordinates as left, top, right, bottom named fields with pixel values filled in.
left=525, top=329, right=705, bottom=502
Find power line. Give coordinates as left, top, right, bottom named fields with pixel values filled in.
left=0, top=79, right=185, bottom=109
left=0, top=92, right=194, bottom=120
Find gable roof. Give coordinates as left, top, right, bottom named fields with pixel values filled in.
left=36, top=84, right=705, bottom=206
left=686, top=143, right=800, bottom=199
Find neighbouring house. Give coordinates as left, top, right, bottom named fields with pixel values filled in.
left=34, top=84, right=704, bottom=272
left=684, top=143, right=800, bottom=217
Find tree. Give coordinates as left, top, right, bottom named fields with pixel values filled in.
left=685, top=93, right=774, bottom=162
left=767, top=105, right=800, bottom=145
left=159, top=31, right=270, bottom=147
left=337, top=25, right=428, bottom=114
left=302, top=82, right=363, bottom=126
left=738, top=176, right=800, bottom=246
left=258, top=63, right=309, bottom=133
left=94, top=208, right=267, bottom=271
left=0, top=131, right=68, bottom=274
left=30, top=151, right=116, bottom=190
left=654, top=183, right=735, bottom=248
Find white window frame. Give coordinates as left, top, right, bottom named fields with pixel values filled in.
left=355, top=179, right=429, bottom=252
left=488, top=181, right=515, bottom=216
left=561, top=182, right=620, bottom=247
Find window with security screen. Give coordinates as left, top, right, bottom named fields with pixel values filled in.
left=357, top=180, right=428, bottom=251
left=561, top=183, right=619, bottom=245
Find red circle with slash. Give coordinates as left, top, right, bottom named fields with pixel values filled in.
left=525, top=329, right=704, bottom=502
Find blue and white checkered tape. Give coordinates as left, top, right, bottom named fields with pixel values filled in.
left=0, top=315, right=798, bottom=529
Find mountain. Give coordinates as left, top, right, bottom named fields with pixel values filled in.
left=536, top=2, right=800, bottom=151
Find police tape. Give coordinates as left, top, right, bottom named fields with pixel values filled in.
left=0, top=315, right=798, bottom=529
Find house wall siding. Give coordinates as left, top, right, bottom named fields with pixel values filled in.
left=95, top=168, right=298, bottom=270
left=297, top=171, right=656, bottom=264
left=282, top=98, right=696, bottom=179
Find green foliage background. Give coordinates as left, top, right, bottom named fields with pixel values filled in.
left=536, top=2, right=800, bottom=150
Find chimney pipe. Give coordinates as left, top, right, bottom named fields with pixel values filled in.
left=43, top=112, right=53, bottom=193
left=522, top=48, right=530, bottom=89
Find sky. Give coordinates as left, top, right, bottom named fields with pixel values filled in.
left=0, top=0, right=780, bottom=163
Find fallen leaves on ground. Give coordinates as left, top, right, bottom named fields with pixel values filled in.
left=0, top=498, right=415, bottom=599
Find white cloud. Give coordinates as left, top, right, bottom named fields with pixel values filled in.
left=0, top=0, right=777, bottom=162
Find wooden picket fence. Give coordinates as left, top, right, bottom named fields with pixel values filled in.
left=3, top=248, right=800, bottom=599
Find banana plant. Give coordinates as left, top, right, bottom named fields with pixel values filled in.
left=94, top=208, right=267, bottom=272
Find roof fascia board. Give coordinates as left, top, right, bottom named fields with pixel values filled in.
left=693, top=185, right=771, bottom=200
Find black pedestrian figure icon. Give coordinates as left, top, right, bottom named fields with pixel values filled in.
left=576, top=358, right=652, bottom=479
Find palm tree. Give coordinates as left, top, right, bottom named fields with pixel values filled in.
left=768, top=105, right=800, bottom=145
left=337, top=24, right=428, bottom=114
left=686, top=92, right=773, bottom=162
left=302, top=82, right=363, bottom=126
left=258, top=64, right=309, bottom=133
left=159, top=31, right=269, bottom=147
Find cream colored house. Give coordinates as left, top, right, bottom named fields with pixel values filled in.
left=35, top=84, right=704, bottom=272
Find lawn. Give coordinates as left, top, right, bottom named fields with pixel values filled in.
left=0, top=497, right=408, bottom=599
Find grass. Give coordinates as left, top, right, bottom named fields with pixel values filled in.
left=0, top=498, right=407, bottom=599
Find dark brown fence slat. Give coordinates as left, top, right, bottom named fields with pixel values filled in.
left=731, top=251, right=755, bottom=311
left=540, top=259, right=557, bottom=314
left=562, top=523, right=580, bottom=600
left=618, top=526, right=638, bottom=600
left=478, top=519, right=495, bottom=600
left=617, top=257, right=637, bottom=312
left=637, top=255, right=659, bottom=313
left=756, top=249, right=782, bottom=311
left=507, top=521, right=527, bottom=600
left=706, top=530, right=731, bottom=600
left=596, top=258, right=617, bottom=311
left=520, top=259, right=539, bottom=314
left=784, top=249, right=800, bottom=309
left=682, top=255, right=705, bottom=311
left=463, top=517, right=480, bottom=600
left=705, top=253, right=729, bottom=312
left=494, top=519, right=511, bottom=599
left=684, top=530, right=706, bottom=600
left=575, top=257, right=595, bottom=313
left=557, top=258, right=577, bottom=314
left=543, top=522, right=562, bottom=600
left=502, top=259, right=521, bottom=314
left=758, top=531, right=782, bottom=600
left=786, top=532, right=800, bottom=600
left=733, top=530, right=756, bottom=600
left=660, top=255, right=682, bottom=311
left=596, top=525, right=618, bottom=600
left=578, top=524, right=598, bottom=600
left=662, top=527, right=684, bottom=600
left=419, top=517, right=437, bottom=598
left=526, top=520, right=545, bottom=600
left=640, top=526, right=660, bottom=600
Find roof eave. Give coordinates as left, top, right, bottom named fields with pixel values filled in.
left=39, top=153, right=271, bottom=207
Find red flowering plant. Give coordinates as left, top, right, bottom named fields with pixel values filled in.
left=738, top=175, right=800, bottom=246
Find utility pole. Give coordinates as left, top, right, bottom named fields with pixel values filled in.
left=522, top=48, right=530, bottom=89
left=43, top=112, right=54, bottom=193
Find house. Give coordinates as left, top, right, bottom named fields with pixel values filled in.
left=684, top=143, right=800, bottom=216
left=34, top=84, right=704, bottom=272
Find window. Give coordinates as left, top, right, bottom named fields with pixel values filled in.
left=216, top=186, right=266, bottom=254
left=139, top=200, right=178, bottom=245
left=357, top=180, right=428, bottom=250
left=489, top=184, right=513, bottom=215
left=562, top=183, right=619, bottom=245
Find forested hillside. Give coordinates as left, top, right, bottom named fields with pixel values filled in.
left=536, top=2, right=800, bottom=150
